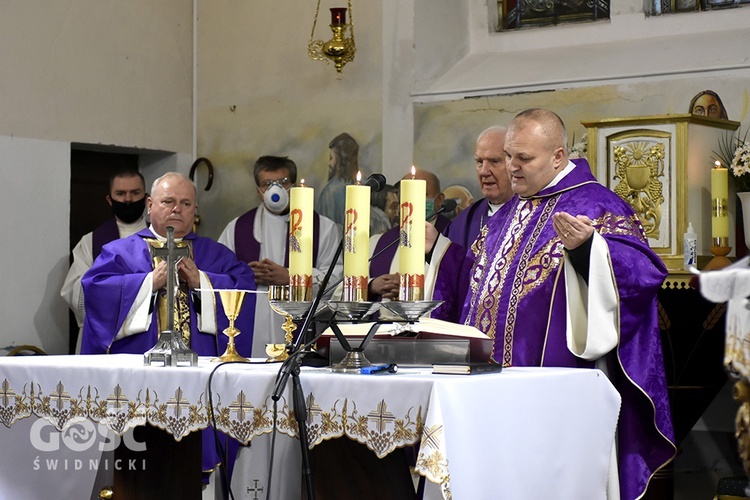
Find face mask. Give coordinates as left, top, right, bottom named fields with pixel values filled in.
left=263, top=183, right=290, bottom=215
left=425, top=197, right=437, bottom=219
left=111, top=197, right=146, bottom=224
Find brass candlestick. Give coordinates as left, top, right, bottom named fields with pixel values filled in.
left=290, top=274, right=313, bottom=302
left=213, top=290, right=249, bottom=363
left=342, top=275, right=368, bottom=302
left=704, top=237, right=732, bottom=271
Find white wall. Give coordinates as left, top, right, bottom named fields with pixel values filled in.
left=0, top=2, right=195, bottom=353
left=414, top=0, right=750, bottom=98
left=194, top=0, right=384, bottom=239
left=0, top=137, right=70, bottom=354
left=0, top=1, right=194, bottom=152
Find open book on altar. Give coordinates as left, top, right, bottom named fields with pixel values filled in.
left=317, top=318, right=493, bottom=366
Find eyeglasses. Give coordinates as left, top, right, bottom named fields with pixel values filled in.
left=258, top=177, right=292, bottom=190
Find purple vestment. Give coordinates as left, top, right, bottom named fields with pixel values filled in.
left=91, top=217, right=120, bottom=259
left=234, top=206, right=321, bottom=267
left=81, top=228, right=257, bottom=479
left=81, top=228, right=256, bottom=356
left=434, top=160, right=675, bottom=500
left=445, top=198, right=490, bottom=252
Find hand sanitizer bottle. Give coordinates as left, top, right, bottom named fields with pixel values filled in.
left=683, top=222, right=697, bottom=269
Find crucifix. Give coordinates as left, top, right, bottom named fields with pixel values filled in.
left=144, top=226, right=199, bottom=367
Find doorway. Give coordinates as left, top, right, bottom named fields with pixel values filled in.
left=67, top=148, right=139, bottom=353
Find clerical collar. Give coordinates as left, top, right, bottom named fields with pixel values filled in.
left=117, top=216, right=146, bottom=239
left=148, top=224, right=184, bottom=242
left=487, top=201, right=504, bottom=216
left=541, top=160, right=576, bottom=191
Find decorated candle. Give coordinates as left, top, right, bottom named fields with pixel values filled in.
left=289, top=181, right=314, bottom=301
left=342, top=172, right=370, bottom=301
left=711, top=161, right=729, bottom=242
left=398, top=166, right=426, bottom=301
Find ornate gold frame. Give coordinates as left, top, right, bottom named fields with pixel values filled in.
left=584, top=114, right=739, bottom=271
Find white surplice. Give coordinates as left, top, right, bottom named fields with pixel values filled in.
left=60, top=216, right=147, bottom=353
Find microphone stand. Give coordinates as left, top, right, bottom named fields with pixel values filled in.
left=270, top=237, right=344, bottom=500
left=270, top=176, right=387, bottom=499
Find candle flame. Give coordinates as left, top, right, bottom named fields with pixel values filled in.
left=300, top=178, right=306, bottom=187
left=356, top=171, right=362, bottom=184
left=714, top=161, right=721, bottom=168
left=411, top=165, right=416, bottom=179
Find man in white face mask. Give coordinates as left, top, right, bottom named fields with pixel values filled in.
left=218, top=156, right=343, bottom=357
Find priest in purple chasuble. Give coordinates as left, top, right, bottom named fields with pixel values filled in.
left=431, top=109, right=675, bottom=500
left=81, top=172, right=256, bottom=482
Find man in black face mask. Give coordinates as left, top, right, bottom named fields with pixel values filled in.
left=61, top=169, right=147, bottom=353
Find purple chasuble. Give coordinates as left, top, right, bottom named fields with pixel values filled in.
left=82, top=228, right=256, bottom=356
left=234, top=207, right=321, bottom=267
left=81, top=229, right=256, bottom=477
left=436, top=160, right=675, bottom=500
left=92, top=217, right=120, bottom=259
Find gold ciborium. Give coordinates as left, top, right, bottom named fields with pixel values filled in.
left=213, top=290, right=249, bottom=363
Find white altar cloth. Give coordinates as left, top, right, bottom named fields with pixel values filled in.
left=0, top=354, right=621, bottom=499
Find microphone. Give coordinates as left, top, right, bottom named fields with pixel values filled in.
left=363, top=173, right=387, bottom=192
left=440, top=197, right=458, bottom=215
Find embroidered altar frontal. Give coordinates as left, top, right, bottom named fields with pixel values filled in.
left=0, top=354, right=620, bottom=499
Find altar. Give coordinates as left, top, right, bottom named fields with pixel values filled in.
left=0, top=354, right=621, bottom=499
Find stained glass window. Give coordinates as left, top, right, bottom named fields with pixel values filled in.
left=496, top=0, right=746, bottom=29
left=648, top=0, right=749, bottom=15
left=498, top=0, right=610, bottom=30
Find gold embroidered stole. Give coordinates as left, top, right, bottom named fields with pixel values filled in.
left=144, top=238, right=194, bottom=346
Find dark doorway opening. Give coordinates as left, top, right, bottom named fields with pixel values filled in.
left=67, top=148, right=139, bottom=353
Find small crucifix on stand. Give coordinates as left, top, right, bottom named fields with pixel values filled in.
left=144, top=226, right=199, bottom=367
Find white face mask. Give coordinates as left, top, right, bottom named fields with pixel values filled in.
left=263, top=182, right=290, bottom=214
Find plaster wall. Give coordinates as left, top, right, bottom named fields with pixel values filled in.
left=0, top=1, right=193, bottom=152
left=195, top=0, right=384, bottom=240
left=0, top=2, right=194, bottom=353
left=0, top=137, right=70, bottom=354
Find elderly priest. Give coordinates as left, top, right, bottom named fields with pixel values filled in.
left=81, top=171, right=256, bottom=483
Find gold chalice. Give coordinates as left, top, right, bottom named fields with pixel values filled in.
left=213, top=290, right=249, bottom=362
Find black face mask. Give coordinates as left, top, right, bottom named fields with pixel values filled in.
left=110, top=197, right=146, bottom=224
